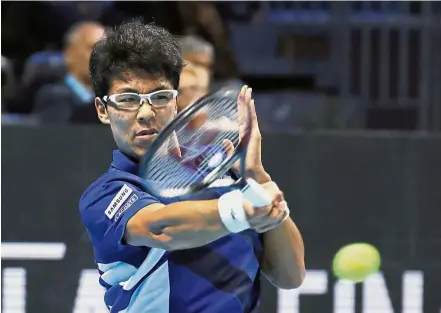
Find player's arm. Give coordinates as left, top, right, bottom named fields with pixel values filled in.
left=261, top=218, right=306, bottom=289
left=124, top=195, right=258, bottom=251
left=124, top=200, right=228, bottom=250
left=254, top=182, right=305, bottom=290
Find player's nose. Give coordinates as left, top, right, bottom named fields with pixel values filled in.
left=137, top=99, right=155, bottom=123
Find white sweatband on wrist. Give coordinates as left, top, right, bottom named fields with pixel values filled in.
left=218, top=190, right=251, bottom=233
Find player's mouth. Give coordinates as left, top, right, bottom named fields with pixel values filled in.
left=135, top=128, right=159, bottom=141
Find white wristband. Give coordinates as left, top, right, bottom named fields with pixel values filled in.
left=218, top=190, right=250, bottom=233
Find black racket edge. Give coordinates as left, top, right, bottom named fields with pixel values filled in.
left=139, top=88, right=252, bottom=197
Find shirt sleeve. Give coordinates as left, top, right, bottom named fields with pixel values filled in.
left=79, top=179, right=160, bottom=262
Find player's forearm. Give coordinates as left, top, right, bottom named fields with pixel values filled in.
left=125, top=200, right=231, bottom=250
left=261, top=218, right=306, bottom=289
left=248, top=167, right=272, bottom=184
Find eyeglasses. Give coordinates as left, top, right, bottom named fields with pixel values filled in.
left=103, top=90, right=178, bottom=110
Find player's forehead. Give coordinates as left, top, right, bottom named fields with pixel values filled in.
left=109, top=71, right=173, bottom=95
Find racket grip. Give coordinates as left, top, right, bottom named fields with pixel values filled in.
left=241, top=178, right=272, bottom=207
left=242, top=179, right=291, bottom=220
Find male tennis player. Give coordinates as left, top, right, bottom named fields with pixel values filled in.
left=80, top=20, right=305, bottom=313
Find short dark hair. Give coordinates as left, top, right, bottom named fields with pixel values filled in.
left=89, top=20, right=183, bottom=97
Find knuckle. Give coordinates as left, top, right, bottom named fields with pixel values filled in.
left=270, top=210, right=281, bottom=219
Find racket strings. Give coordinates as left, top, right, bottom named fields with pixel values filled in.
left=162, top=127, right=235, bottom=189
left=159, top=132, right=236, bottom=188
left=172, top=132, right=239, bottom=190
left=144, top=95, right=241, bottom=195
left=173, top=100, right=238, bottom=185
left=149, top=128, right=234, bottom=184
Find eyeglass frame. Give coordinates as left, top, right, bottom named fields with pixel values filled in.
left=102, top=89, right=179, bottom=109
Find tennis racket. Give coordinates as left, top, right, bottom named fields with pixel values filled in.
left=138, top=87, right=273, bottom=207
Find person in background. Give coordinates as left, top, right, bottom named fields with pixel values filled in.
left=32, top=21, right=104, bottom=124
left=178, top=34, right=245, bottom=96
left=178, top=35, right=213, bottom=95
left=177, top=63, right=209, bottom=113
left=177, top=2, right=239, bottom=81
left=1, top=55, right=15, bottom=112
left=178, top=35, right=214, bottom=73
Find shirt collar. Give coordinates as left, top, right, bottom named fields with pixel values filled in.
left=65, top=74, right=94, bottom=104
left=111, top=150, right=139, bottom=175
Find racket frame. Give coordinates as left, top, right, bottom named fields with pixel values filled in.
left=139, top=89, right=252, bottom=197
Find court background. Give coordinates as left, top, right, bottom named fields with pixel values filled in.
left=2, top=1, right=441, bottom=313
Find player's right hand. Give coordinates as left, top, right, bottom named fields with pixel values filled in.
left=242, top=182, right=289, bottom=233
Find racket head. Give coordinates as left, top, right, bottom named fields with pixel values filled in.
left=139, top=87, right=252, bottom=200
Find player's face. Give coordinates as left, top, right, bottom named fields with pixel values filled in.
left=96, top=73, right=177, bottom=160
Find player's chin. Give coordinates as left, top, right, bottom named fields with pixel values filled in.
left=132, top=138, right=155, bottom=156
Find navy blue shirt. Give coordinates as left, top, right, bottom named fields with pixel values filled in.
left=79, top=150, right=263, bottom=313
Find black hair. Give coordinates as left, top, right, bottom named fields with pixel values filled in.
left=89, top=19, right=183, bottom=97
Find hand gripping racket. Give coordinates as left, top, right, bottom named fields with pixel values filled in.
left=138, top=87, right=273, bottom=208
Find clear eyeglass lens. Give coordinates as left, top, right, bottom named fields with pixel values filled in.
left=113, top=91, right=175, bottom=108
left=149, top=91, right=176, bottom=107
left=114, top=94, right=141, bottom=108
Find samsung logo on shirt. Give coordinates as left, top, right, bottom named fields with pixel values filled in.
left=105, top=185, right=133, bottom=219
left=114, top=194, right=138, bottom=222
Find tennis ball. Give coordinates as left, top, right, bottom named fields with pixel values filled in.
left=332, top=243, right=381, bottom=283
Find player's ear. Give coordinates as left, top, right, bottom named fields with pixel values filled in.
left=95, top=97, right=110, bottom=124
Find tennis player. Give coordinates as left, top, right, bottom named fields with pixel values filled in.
left=79, top=20, right=305, bottom=313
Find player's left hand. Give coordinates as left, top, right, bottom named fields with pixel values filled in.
left=247, top=181, right=289, bottom=233
left=225, top=85, right=271, bottom=183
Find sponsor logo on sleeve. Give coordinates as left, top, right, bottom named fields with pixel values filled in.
left=114, top=194, right=139, bottom=222
left=105, top=184, right=133, bottom=219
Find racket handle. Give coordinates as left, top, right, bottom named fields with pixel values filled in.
left=242, top=179, right=291, bottom=220
left=241, top=178, right=272, bottom=207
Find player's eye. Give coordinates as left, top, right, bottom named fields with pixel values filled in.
left=114, top=94, right=140, bottom=105
left=152, top=94, right=170, bottom=100
left=150, top=91, right=176, bottom=107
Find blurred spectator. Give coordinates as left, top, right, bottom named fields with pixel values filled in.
left=1, top=56, right=16, bottom=111
left=32, top=22, right=104, bottom=124
left=2, top=1, right=240, bottom=119
left=178, top=35, right=213, bottom=94
left=177, top=2, right=239, bottom=81
left=2, top=2, right=68, bottom=65
left=2, top=55, right=40, bottom=125
left=7, top=51, right=67, bottom=115
left=179, top=35, right=214, bottom=71
left=177, top=63, right=209, bottom=112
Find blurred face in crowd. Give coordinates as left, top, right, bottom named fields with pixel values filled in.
left=95, top=72, right=177, bottom=159
left=177, top=64, right=208, bottom=112
left=183, top=51, right=212, bottom=89
left=183, top=51, right=213, bottom=71
left=64, top=23, right=104, bottom=86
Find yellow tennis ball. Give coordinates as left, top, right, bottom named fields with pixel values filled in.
left=332, top=243, right=381, bottom=283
